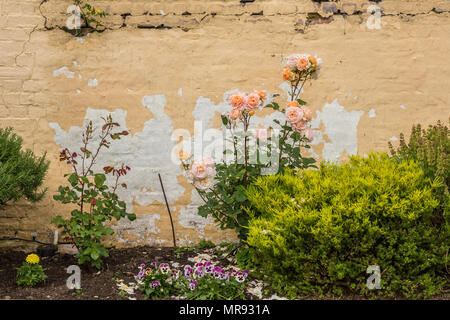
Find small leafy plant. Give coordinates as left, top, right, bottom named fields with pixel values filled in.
left=0, top=127, right=49, bottom=208
left=51, top=115, right=136, bottom=269
left=16, top=254, right=47, bottom=287
left=73, top=0, right=108, bottom=30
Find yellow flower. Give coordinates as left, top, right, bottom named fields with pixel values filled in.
left=26, top=253, right=40, bottom=264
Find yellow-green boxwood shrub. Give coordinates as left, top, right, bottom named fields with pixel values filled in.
left=246, top=153, right=449, bottom=298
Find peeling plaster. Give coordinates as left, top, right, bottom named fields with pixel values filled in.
left=368, top=108, right=376, bottom=118
left=53, top=66, right=75, bottom=78
left=310, top=99, right=364, bottom=162
left=178, top=190, right=214, bottom=233
left=88, top=78, right=98, bottom=87
left=49, top=95, right=186, bottom=239
left=112, top=213, right=161, bottom=244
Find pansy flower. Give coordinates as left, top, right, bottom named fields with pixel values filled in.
left=159, top=263, right=170, bottom=274
left=189, top=280, right=198, bottom=291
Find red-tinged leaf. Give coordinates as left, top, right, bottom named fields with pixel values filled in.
left=120, top=130, right=129, bottom=136
left=72, top=152, right=77, bottom=158
left=126, top=166, right=131, bottom=171
left=103, top=166, right=114, bottom=174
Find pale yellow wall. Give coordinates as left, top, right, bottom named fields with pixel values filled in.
left=0, top=0, right=449, bottom=249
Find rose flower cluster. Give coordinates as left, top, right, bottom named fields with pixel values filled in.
left=282, top=53, right=322, bottom=82
left=226, top=90, right=267, bottom=120
left=285, top=100, right=314, bottom=140
left=185, top=156, right=216, bottom=191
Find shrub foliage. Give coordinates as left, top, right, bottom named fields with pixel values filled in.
left=246, top=153, right=449, bottom=298
left=0, top=127, right=49, bottom=208
left=389, top=119, right=449, bottom=218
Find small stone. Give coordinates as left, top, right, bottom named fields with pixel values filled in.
left=4, top=296, right=11, bottom=300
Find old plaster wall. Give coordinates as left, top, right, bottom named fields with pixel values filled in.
left=0, top=0, right=449, bottom=249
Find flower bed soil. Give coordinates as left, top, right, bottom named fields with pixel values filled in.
left=1, top=246, right=448, bottom=300
left=0, top=246, right=254, bottom=300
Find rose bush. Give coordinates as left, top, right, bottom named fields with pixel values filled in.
left=181, top=54, right=321, bottom=241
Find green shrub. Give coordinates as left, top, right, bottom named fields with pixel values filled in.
left=0, top=127, right=49, bottom=208
left=389, top=119, right=449, bottom=220
left=246, top=153, right=448, bottom=298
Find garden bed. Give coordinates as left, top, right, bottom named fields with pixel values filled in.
left=1, top=245, right=449, bottom=300
left=0, top=245, right=262, bottom=300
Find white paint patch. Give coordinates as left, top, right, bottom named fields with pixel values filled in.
left=53, top=66, right=75, bottom=79
left=78, top=74, right=82, bottom=79
left=400, top=105, right=406, bottom=110
left=127, top=88, right=133, bottom=92
left=72, top=61, right=78, bottom=66
left=310, top=99, right=364, bottom=162
left=76, top=89, right=81, bottom=93
left=112, top=213, right=161, bottom=244
left=160, top=10, right=165, bottom=15
left=178, top=190, right=214, bottom=233
left=368, top=108, right=376, bottom=118
left=76, top=37, right=84, bottom=43
left=88, top=78, right=98, bottom=87
left=49, top=95, right=185, bottom=238
left=390, top=136, right=398, bottom=141
left=178, top=88, right=183, bottom=96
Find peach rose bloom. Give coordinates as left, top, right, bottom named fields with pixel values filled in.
left=304, top=127, right=314, bottom=141
left=292, top=119, right=307, bottom=132
left=284, top=54, right=302, bottom=70
left=282, top=68, right=293, bottom=81
left=302, top=107, right=312, bottom=122
left=256, top=91, right=267, bottom=99
left=190, top=159, right=215, bottom=180
left=297, top=56, right=311, bottom=71
left=190, top=162, right=208, bottom=180
left=229, top=92, right=245, bottom=108
left=287, top=101, right=299, bottom=108
left=230, top=107, right=241, bottom=120
left=286, top=106, right=304, bottom=124
left=245, top=93, right=260, bottom=109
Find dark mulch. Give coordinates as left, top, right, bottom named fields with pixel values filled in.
left=0, top=246, right=238, bottom=300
